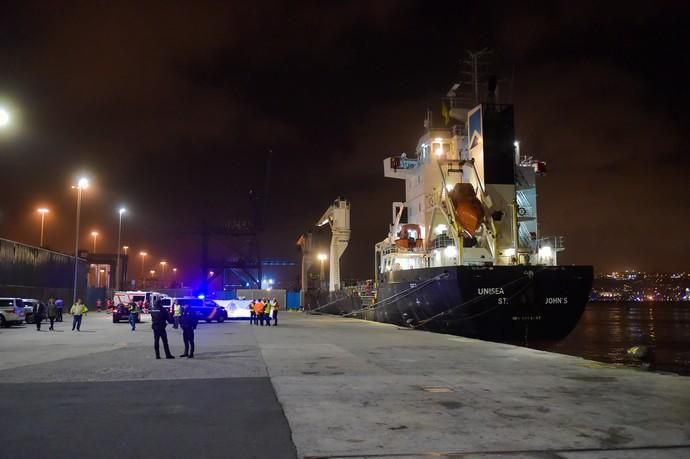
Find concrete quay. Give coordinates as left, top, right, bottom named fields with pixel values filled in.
left=0, top=312, right=688, bottom=459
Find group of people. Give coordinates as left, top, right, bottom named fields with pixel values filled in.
left=150, top=300, right=198, bottom=359
left=249, top=298, right=279, bottom=326
left=30, top=298, right=88, bottom=332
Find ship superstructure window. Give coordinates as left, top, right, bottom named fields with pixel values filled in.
left=433, top=141, right=450, bottom=159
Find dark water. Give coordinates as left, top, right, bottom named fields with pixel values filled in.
left=531, top=302, right=690, bottom=376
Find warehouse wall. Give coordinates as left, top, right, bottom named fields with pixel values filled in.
left=0, top=238, right=88, bottom=301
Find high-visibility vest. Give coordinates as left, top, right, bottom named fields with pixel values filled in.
left=173, top=304, right=181, bottom=316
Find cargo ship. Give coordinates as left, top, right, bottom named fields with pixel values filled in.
left=317, top=68, right=592, bottom=343
left=367, top=70, right=594, bottom=341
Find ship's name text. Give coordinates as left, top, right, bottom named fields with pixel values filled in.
left=545, top=297, right=568, bottom=304
left=478, top=287, right=504, bottom=295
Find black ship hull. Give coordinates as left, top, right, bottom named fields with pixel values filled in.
left=313, top=265, right=593, bottom=343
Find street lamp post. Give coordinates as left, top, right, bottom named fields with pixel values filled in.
left=317, top=253, right=327, bottom=289
left=160, top=261, right=167, bottom=288
left=139, top=252, right=147, bottom=288
left=72, top=178, right=89, bottom=305
left=37, top=208, right=49, bottom=247
left=172, top=268, right=177, bottom=288
left=116, top=208, right=126, bottom=290
left=91, top=231, right=99, bottom=287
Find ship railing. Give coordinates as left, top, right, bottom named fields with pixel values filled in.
left=389, top=155, right=419, bottom=171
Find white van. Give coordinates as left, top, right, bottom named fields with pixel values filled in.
left=0, top=297, right=26, bottom=327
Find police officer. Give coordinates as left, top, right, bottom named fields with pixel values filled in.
left=150, top=300, right=175, bottom=359
left=179, top=304, right=198, bottom=358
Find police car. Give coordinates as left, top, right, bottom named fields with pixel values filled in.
left=161, top=297, right=228, bottom=323
left=0, top=297, right=26, bottom=327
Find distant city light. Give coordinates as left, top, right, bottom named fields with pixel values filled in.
left=317, top=253, right=327, bottom=261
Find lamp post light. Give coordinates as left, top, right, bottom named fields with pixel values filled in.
left=149, top=269, right=156, bottom=289
left=91, top=231, right=99, bottom=253
left=36, top=208, right=49, bottom=247
left=72, top=177, right=89, bottom=305
left=0, top=107, right=10, bottom=129
left=139, top=252, right=147, bottom=287
left=317, top=253, right=327, bottom=287
left=172, top=267, right=177, bottom=287
left=160, top=261, right=167, bottom=288
left=122, top=246, right=129, bottom=255
left=116, top=208, right=126, bottom=290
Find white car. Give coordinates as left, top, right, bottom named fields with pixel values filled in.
left=0, top=297, right=26, bottom=327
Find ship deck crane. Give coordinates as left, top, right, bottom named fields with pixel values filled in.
left=298, top=197, right=351, bottom=295
left=317, top=197, right=351, bottom=291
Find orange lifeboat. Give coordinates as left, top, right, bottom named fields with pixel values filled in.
left=448, top=183, right=484, bottom=237
left=394, top=223, right=423, bottom=250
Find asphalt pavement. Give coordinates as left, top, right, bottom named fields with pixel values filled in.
left=1, top=311, right=689, bottom=459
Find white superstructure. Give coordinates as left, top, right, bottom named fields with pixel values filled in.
left=376, top=103, right=562, bottom=282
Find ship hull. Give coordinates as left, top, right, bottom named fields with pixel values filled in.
left=373, top=265, right=593, bottom=342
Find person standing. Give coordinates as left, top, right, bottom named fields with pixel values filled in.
left=33, top=301, right=47, bottom=331
left=47, top=298, right=57, bottom=331
left=150, top=300, right=175, bottom=359
left=55, top=298, right=64, bottom=322
left=172, top=300, right=181, bottom=329
left=271, top=298, right=279, bottom=326
left=249, top=300, right=256, bottom=325
left=128, top=302, right=138, bottom=331
left=96, top=298, right=102, bottom=312
left=265, top=300, right=272, bottom=326
left=179, top=304, right=198, bottom=358
left=255, top=299, right=265, bottom=326
left=70, top=299, right=88, bottom=331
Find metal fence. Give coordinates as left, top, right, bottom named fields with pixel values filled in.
left=0, top=238, right=88, bottom=302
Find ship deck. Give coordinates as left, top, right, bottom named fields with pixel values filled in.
left=1, top=312, right=689, bottom=458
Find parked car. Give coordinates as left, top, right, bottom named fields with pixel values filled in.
left=22, top=299, right=45, bottom=324
left=112, top=303, right=141, bottom=323
left=160, top=297, right=227, bottom=323
left=0, top=297, right=26, bottom=327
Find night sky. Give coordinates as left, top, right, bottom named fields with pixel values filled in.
left=1, top=1, right=688, bottom=287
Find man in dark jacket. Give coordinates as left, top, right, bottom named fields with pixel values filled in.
left=150, top=300, right=175, bottom=359
left=33, top=301, right=47, bottom=331
left=179, top=304, right=199, bottom=358
left=46, top=298, right=58, bottom=330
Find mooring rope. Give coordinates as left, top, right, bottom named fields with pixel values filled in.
left=306, top=272, right=448, bottom=315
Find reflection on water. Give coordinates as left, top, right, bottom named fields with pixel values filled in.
left=531, top=302, right=690, bottom=375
